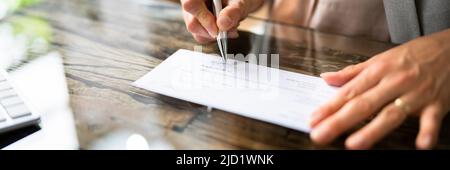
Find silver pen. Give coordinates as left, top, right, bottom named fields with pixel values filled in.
left=212, top=0, right=228, bottom=62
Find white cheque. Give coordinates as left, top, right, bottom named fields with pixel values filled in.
left=132, top=49, right=338, bottom=132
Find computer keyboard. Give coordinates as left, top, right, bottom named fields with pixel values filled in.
left=0, top=70, right=40, bottom=133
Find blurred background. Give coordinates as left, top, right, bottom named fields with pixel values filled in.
left=0, top=0, right=51, bottom=70
left=0, top=0, right=78, bottom=149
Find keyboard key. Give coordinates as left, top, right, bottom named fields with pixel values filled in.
left=1, top=96, right=23, bottom=106
left=0, top=89, right=17, bottom=99
left=0, top=82, right=12, bottom=91
left=0, top=110, right=6, bottom=122
left=6, top=104, right=31, bottom=119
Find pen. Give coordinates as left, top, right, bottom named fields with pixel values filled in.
left=212, top=0, right=228, bottom=62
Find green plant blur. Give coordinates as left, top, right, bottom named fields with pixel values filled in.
left=0, top=0, right=52, bottom=70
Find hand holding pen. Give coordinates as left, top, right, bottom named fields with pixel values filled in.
left=180, top=0, right=264, bottom=44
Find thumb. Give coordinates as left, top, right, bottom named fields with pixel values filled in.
left=217, top=2, right=248, bottom=31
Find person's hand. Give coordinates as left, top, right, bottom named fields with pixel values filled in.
left=180, top=0, right=264, bottom=44
left=310, top=29, right=450, bottom=149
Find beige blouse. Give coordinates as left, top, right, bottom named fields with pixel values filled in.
left=271, top=0, right=390, bottom=42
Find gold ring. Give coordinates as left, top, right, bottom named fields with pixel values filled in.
left=394, top=98, right=411, bottom=113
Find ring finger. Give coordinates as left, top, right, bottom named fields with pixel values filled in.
left=345, top=90, right=431, bottom=149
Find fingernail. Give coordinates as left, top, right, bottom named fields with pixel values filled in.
left=346, top=135, right=365, bottom=149
left=420, top=134, right=433, bottom=149
left=208, top=29, right=217, bottom=38
left=320, top=72, right=332, bottom=78
left=207, top=24, right=218, bottom=38
left=310, top=125, right=330, bottom=143
left=219, top=16, right=233, bottom=30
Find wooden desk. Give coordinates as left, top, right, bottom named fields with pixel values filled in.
left=11, top=0, right=450, bottom=149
